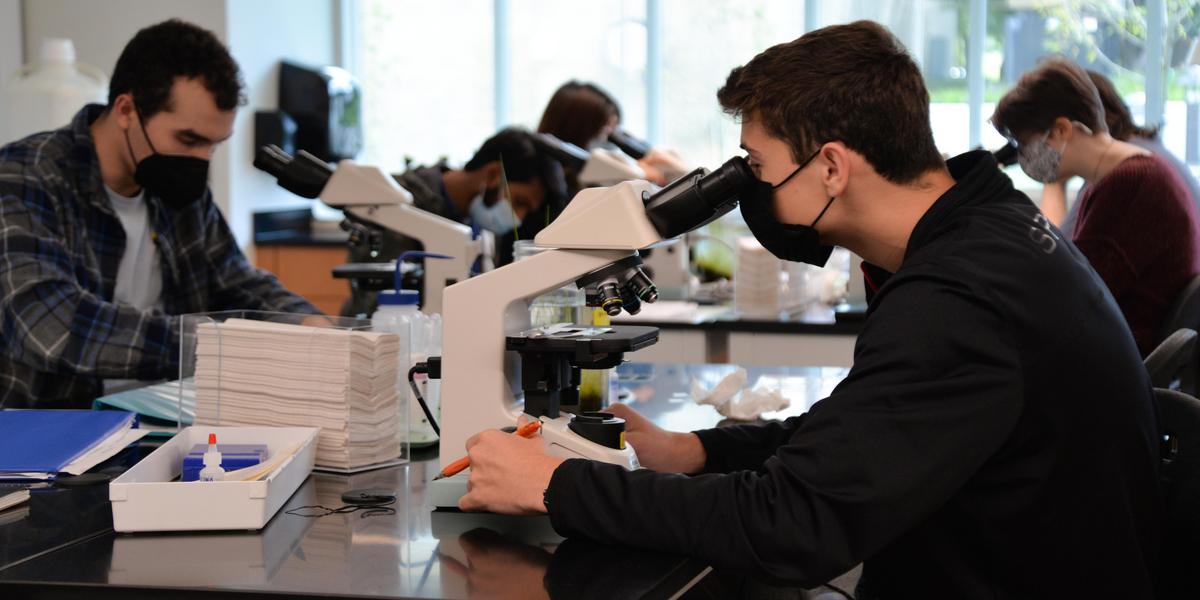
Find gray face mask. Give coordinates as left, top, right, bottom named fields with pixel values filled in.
left=1015, top=121, right=1092, bottom=184
left=1017, top=131, right=1064, bottom=184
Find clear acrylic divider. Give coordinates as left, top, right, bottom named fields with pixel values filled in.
left=178, top=310, right=408, bottom=469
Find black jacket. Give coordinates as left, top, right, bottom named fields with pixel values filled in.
left=546, top=151, right=1161, bottom=598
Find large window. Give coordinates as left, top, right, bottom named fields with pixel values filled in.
left=814, top=1, right=975, bottom=156
left=354, top=0, right=1198, bottom=178
left=356, top=0, right=493, bottom=171
left=658, top=1, right=806, bottom=168
left=985, top=1, right=1199, bottom=160
left=507, top=0, right=648, bottom=140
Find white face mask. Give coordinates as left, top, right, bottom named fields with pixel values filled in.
left=469, top=191, right=519, bottom=234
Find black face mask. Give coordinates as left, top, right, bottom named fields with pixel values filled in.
left=738, top=149, right=836, bottom=267
left=124, top=110, right=210, bottom=209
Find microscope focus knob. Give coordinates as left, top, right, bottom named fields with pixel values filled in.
left=568, top=412, right=627, bottom=450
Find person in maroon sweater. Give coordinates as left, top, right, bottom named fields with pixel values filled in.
left=993, top=57, right=1200, bottom=355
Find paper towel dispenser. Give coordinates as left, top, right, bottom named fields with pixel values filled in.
left=278, top=61, right=362, bottom=162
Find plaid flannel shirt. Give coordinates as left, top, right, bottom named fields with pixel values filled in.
left=0, top=105, right=320, bottom=408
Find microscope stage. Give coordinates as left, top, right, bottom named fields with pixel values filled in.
left=505, top=324, right=659, bottom=355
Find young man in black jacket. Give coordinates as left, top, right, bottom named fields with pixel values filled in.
left=458, top=20, right=1160, bottom=597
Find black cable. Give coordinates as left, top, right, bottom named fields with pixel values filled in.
left=409, top=363, right=440, bottom=436
left=285, top=498, right=396, bottom=519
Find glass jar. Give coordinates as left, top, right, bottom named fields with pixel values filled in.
left=513, top=240, right=585, bottom=327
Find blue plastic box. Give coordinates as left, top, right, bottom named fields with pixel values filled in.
left=181, top=443, right=268, bottom=482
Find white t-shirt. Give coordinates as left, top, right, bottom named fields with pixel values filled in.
left=103, top=185, right=164, bottom=393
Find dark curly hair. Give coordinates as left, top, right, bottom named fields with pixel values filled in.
left=107, top=19, right=245, bottom=118
left=464, top=127, right=556, bottom=185
left=717, top=21, right=944, bottom=184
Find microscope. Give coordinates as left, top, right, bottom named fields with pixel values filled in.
left=254, top=146, right=492, bottom=315
left=534, top=132, right=699, bottom=300
left=430, top=155, right=755, bottom=507
left=608, top=128, right=691, bottom=183
left=533, top=132, right=648, bottom=187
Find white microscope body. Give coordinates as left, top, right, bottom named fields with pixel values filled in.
left=255, top=147, right=492, bottom=315
left=430, top=156, right=753, bottom=508
left=536, top=132, right=697, bottom=299
left=577, top=148, right=648, bottom=187
left=319, top=162, right=492, bottom=315
left=438, top=180, right=662, bottom=469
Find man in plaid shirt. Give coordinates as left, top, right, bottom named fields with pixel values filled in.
left=0, top=20, right=320, bottom=408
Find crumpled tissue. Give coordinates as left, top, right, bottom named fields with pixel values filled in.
left=691, top=368, right=790, bottom=420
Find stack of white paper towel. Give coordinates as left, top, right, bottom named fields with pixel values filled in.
left=194, top=319, right=401, bottom=470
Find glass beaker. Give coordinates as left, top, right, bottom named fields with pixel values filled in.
left=513, top=240, right=585, bottom=327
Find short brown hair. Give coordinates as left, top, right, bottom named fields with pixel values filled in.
left=537, top=81, right=620, bottom=149
left=991, top=57, right=1107, bottom=140
left=1086, top=70, right=1159, bottom=141
left=717, top=20, right=943, bottom=184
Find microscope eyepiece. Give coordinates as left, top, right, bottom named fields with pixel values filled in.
left=532, top=133, right=589, bottom=170
left=608, top=129, right=652, bottom=160
left=642, top=156, right=755, bottom=239
left=253, top=144, right=334, bottom=199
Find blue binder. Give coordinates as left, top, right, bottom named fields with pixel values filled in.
left=0, top=410, right=135, bottom=475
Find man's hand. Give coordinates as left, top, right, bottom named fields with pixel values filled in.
left=606, top=403, right=707, bottom=474
left=458, top=430, right=564, bottom=515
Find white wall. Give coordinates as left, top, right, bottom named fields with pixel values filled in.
left=0, top=0, right=24, bottom=137
left=20, top=0, right=232, bottom=224
left=225, top=0, right=337, bottom=248
left=17, top=0, right=338, bottom=250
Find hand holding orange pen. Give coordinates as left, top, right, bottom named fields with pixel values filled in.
left=432, top=420, right=542, bottom=480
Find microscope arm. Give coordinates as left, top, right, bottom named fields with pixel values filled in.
left=256, top=150, right=492, bottom=315
left=439, top=248, right=635, bottom=463
left=340, top=203, right=490, bottom=314
left=321, top=162, right=489, bottom=315
left=436, top=156, right=756, bottom=476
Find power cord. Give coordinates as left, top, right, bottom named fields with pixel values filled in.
left=408, top=358, right=442, bottom=436
left=285, top=498, right=396, bottom=519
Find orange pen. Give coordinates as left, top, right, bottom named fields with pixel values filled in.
left=432, top=420, right=542, bottom=480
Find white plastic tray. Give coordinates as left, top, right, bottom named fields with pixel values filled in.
left=109, top=426, right=318, bottom=532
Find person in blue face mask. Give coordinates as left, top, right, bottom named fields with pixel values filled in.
left=0, top=19, right=322, bottom=409
left=343, top=128, right=568, bottom=316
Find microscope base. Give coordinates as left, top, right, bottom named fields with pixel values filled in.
left=429, top=416, right=640, bottom=509
left=430, top=473, right=470, bottom=509
left=540, top=415, right=641, bottom=469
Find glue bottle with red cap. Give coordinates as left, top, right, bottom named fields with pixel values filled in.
left=199, top=433, right=225, bottom=481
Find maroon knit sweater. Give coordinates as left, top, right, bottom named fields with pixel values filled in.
left=1071, top=153, right=1200, bottom=356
